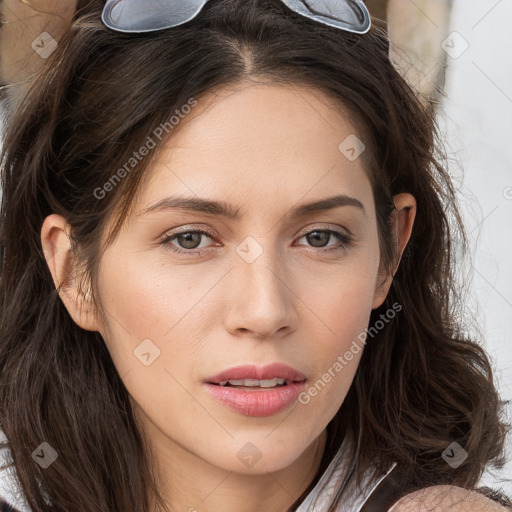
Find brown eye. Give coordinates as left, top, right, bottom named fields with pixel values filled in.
left=174, top=232, right=203, bottom=250
left=305, top=230, right=331, bottom=248
left=160, top=229, right=217, bottom=255
left=297, top=229, right=353, bottom=252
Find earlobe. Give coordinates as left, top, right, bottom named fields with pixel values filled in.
left=40, top=214, right=99, bottom=332
left=371, top=270, right=393, bottom=310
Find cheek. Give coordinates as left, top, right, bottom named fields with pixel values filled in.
left=94, top=248, right=227, bottom=393
left=94, top=254, right=211, bottom=433
left=293, top=254, right=379, bottom=413
left=299, top=247, right=380, bottom=340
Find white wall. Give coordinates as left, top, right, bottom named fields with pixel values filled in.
left=438, top=0, right=512, bottom=495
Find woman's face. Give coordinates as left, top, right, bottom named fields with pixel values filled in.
left=44, top=83, right=414, bottom=479
left=0, top=0, right=77, bottom=85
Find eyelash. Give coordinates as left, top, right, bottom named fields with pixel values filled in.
left=159, top=226, right=353, bottom=256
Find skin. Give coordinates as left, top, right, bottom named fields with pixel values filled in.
left=0, top=0, right=77, bottom=87
left=41, top=82, right=422, bottom=512
left=389, top=484, right=508, bottom=511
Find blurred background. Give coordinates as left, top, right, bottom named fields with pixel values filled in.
left=1, top=0, right=511, bottom=497
left=437, top=0, right=512, bottom=495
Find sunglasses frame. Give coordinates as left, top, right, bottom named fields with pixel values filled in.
left=101, top=0, right=372, bottom=35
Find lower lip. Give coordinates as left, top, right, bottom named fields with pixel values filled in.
left=204, top=381, right=307, bottom=417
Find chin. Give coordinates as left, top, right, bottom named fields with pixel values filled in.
left=211, top=438, right=312, bottom=475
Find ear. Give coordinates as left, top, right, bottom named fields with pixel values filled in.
left=41, top=214, right=100, bottom=332
left=372, top=193, right=417, bottom=309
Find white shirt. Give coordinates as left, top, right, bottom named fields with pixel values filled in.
left=298, top=433, right=397, bottom=511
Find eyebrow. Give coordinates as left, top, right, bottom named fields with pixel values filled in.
left=138, top=194, right=366, bottom=219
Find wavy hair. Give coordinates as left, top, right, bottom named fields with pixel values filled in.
left=0, top=0, right=510, bottom=510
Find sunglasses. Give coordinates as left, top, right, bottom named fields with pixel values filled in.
left=101, top=0, right=371, bottom=34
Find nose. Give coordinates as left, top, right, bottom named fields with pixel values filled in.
left=223, top=240, right=298, bottom=340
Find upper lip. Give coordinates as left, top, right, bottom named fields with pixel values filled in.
left=205, top=363, right=307, bottom=384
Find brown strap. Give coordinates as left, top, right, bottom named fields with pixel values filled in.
left=359, top=465, right=420, bottom=512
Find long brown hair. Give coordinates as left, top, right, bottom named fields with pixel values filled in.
left=0, top=0, right=510, bottom=511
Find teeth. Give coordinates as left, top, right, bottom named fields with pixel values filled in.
left=218, top=378, right=286, bottom=387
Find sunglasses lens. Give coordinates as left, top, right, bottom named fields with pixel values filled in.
left=102, top=0, right=208, bottom=32
left=281, top=0, right=370, bottom=33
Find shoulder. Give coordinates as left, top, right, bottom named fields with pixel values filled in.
left=0, top=498, right=21, bottom=512
left=388, top=485, right=512, bottom=511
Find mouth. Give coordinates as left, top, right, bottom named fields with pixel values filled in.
left=204, top=378, right=308, bottom=416
left=205, top=362, right=307, bottom=390
left=211, top=379, right=300, bottom=391
left=210, top=378, right=301, bottom=390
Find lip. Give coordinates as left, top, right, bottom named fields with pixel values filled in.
left=204, top=363, right=307, bottom=384
left=204, top=381, right=307, bottom=417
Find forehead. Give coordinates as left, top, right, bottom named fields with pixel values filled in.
left=172, top=81, right=358, bottom=146
left=130, top=82, right=375, bottom=223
